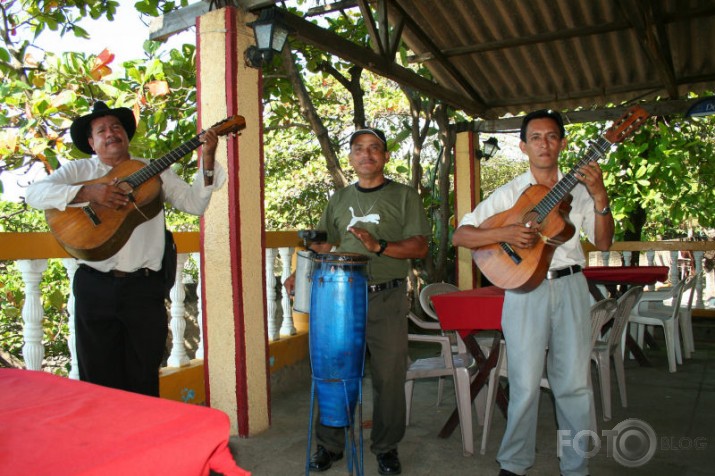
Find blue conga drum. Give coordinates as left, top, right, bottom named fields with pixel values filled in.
left=309, top=253, right=369, bottom=427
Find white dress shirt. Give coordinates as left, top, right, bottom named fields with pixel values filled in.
left=25, top=156, right=226, bottom=272
left=458, top=170, right=597, bottom=270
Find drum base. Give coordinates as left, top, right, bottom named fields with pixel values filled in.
left=305, top=378, right=364, bottom=476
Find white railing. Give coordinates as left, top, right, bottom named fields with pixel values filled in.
left=12, top=245, right=299, bottom=375
left=265, top=247, right=298, bottom=341
left=586, top=249, right=711, bottom=307
left=7, top=238, right=714, bottom=374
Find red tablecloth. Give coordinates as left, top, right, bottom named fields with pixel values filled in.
left=0, top=368, right=249, bottom=476
left=582, top=266, right=669, bottom=285
left=431, top=286, right=505, bottom=338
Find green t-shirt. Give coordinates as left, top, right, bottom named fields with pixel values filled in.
left=317, top=180, right=431, bottom=284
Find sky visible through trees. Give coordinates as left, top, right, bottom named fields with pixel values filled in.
left=1, top=4, right=193, bottom=200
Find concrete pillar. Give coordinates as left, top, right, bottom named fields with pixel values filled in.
left=197, top=6, right=270, bottom=436
left=454, top=131, right=480, bottom=290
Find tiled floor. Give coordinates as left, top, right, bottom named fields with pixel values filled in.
left=229, top=321, right=715, bottom=475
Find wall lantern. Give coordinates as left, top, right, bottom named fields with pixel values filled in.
left=245, top=8, right=290, bottom=68
left=478, top=136, right=500, bottom=160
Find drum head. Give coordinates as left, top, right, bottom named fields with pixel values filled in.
left=314, top=252, right=370, bottom=264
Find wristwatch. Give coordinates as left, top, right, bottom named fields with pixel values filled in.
left=203, top=169, right=214, bottom=178
left=375, top=239, right=388, bottom=256
left=594, top=205, right=611, bottom=216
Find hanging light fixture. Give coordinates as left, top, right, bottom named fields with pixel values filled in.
left=478, top=136, right=500, bottom=160
left=245, top=8, right=290, bottom=68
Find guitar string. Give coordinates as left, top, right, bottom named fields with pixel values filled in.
left=127, top=137, right=203, bottom=187
left=534, top=136, right=611, bottom=219
left=131, top=201, right=150, bottom=221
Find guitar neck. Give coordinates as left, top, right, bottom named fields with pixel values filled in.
left=124, top=136, right=203, bottom=188
left=533, top=136, right=612, bottom=221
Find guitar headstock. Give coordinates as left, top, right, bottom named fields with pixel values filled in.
left=604, top=106, right=650, bottom=143
left=209, top=115, right=247, bottom=137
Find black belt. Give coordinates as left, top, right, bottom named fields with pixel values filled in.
left=368, top=278, right=404, bottom=293
left=79, top=264, right=157, bottom=279
left=546, top=265, right=582, bottom=280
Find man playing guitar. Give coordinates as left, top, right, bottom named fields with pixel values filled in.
left=25, top=101, right=226, bottom=397
left=453, top=109, right=614, bottom=476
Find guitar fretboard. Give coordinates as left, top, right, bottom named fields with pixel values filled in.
left=533, top=136, right=612, bottom=222
left=124, top=136, right=204, bottom=189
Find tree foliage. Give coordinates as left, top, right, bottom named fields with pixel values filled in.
left=1, top=1, right=714, bottom=304
left=2, top=1, right=715, bottom=371
left=562, top=108, right=715, bottom=241
left=0, top=0, right=197, bottom=370
left=0, top=0, right=200, bottom=225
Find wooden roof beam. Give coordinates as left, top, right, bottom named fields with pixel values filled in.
left=457, top=98, right=707, bottom=134
left=277, top=8, right=487, bottom=117
left=620, top=0, right=678, bottom=99
left=389, top=1, right=487, bottom=109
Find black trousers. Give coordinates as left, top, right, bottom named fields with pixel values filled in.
left=73, top=266, right=168, bottom=396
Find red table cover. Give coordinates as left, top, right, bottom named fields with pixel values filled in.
left=0, top=368, right=250, bottom=476
left=582, top=266, right=669, bottom=285
left=431, top=286, right=505, bottom=337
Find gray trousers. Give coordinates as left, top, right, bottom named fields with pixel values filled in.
left=497, top=272, right=592, bottom=476
left=316, top=282, right=409, bottom=455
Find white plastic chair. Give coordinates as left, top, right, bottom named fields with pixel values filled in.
left=405, top=312, right=478, bottom=456
left=628, top=277, right=690, bottom=372
left=419, top=283, right=493, bottom=419
left=591, top=287, right=643, bottom=421
left=678, top=271, right=702, bottom=359
left=405, top=283, right=477, bottom=456
left=405, top=282, right=489, bottom=456
left=416, top=283, right=464, bottom=404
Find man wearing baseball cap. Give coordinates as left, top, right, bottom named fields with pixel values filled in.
left=26, top=100, right=226, bottom=397
left=287, top=127, right=430, bottom=474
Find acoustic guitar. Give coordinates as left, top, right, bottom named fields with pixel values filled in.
left=472, top=106, right=649, bottom=292
left=45, top=115, right=246, bottom=261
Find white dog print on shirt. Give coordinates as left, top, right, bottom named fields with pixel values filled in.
left=347, top=206, right=380, bottom=230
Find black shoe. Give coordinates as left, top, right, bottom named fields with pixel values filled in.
left=498, top=470, right=523, bottom=476
left=309, top=445, right=343, bottom=472
left=377, top=449, right=402, bottom=475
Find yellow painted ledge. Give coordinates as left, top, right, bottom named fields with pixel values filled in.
left=159, top=359, right=206, bottom=405
left=268, top=331, right=309, bottom=373
left=160, top=313, right=310, bottom=404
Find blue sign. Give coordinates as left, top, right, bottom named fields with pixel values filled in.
left=685, top=97, right=715, bottom=117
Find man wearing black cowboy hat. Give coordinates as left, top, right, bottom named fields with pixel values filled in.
left=26, top=101, right=226, bottom=397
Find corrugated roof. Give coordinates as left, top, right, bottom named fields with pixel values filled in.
left=238, top=0, right=715, bottom=120
left=392, top=0, right=715, bottom=118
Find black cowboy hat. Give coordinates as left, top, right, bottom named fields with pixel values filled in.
left=69, top=101, right=136, bottom=155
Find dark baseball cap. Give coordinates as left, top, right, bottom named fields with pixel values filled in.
left=349, top=128, right=387, bottom=147
left=520, top=109, right=565, bottom=141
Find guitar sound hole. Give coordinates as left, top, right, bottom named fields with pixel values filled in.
left=522, top=210, right=539, bottom=226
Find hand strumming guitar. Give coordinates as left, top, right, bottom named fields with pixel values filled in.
left=72, top=180, right=129, bottom=210
left=502, top=222, right=541, bottom=249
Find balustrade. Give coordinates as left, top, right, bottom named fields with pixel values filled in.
left=587, top=249, right=708, bottom=307
left=3, top=232, right=713, bottom=374
left=6, top=241, right=299, bottom=374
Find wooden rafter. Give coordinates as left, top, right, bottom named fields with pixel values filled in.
left=620, top=0, right=678, bottom=98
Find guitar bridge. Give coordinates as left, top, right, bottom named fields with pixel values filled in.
left=500, top=242, right=522, bottom=264
left=82, top=205, right=101, bottom=226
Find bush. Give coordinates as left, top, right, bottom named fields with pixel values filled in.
left=0, top=259, right=71, bottom=375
